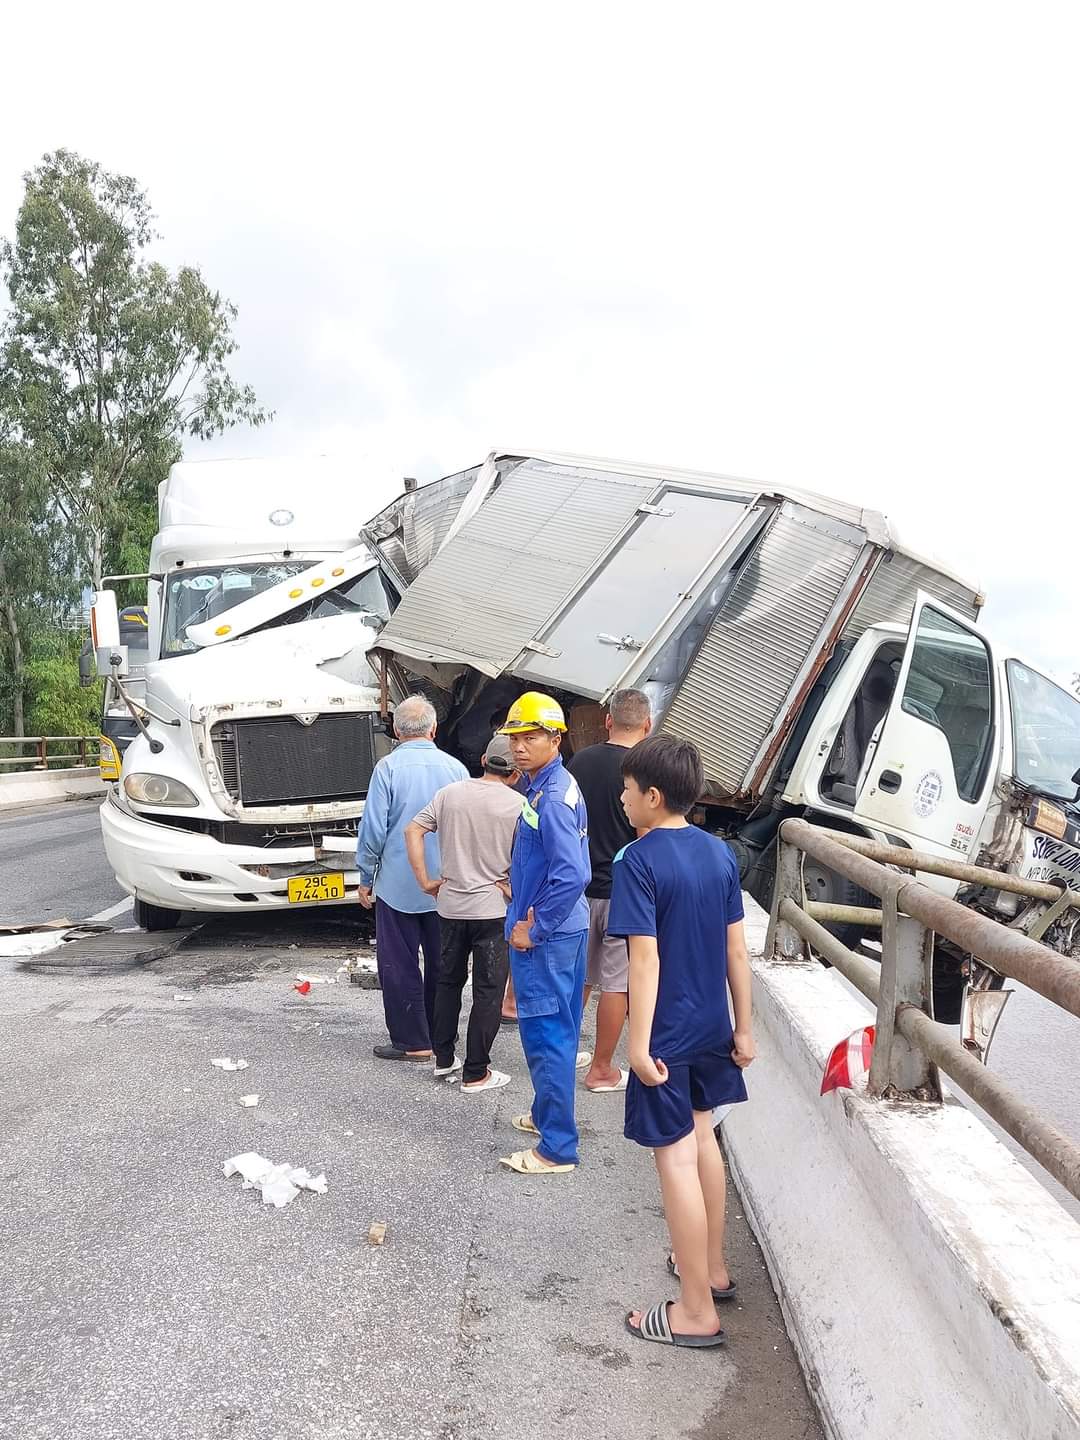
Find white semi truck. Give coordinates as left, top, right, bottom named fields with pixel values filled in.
left=362, top=450, right=1080, bottom=1017
left=92, top=456, right=402, bottom=929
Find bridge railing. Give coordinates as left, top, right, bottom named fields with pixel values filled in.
left=767, top=818, right=1080, bottom=1204
left=0, top=735, right=101, bottom=772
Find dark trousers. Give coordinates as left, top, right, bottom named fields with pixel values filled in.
left=432, top=917, right=510, bottom=1083
left=375, top=899, right=440, bottom=1051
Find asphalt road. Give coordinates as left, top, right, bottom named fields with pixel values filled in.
left=0, top=803, right=821, bottom=1440
left=0, top=798, right=126, bottom=927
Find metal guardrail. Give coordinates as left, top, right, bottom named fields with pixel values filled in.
left=0, top=736, right=101, bottom=772
left=767, top=818, right=1080, bottom=1204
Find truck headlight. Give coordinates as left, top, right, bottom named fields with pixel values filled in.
left=124, top=773, right=199, bottom=807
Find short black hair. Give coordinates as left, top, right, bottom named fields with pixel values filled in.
left=621, top=734, right=703, bottom=816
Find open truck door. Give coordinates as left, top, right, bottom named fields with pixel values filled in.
left=852, top=590, right=998, bottom=866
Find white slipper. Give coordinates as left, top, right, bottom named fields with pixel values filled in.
left=461, top=1068, right=511, bottom=1093
left=585, top=1067, right=629, bottom=1093
left=576, top=1050, right=593, bottom=1070
left=434, top=1056, right=463, bottom=1077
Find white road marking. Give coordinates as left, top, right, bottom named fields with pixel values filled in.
left=85, top=897, right=134, bottom=925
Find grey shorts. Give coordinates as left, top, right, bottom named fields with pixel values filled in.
left=585, top=897, right=628, bottom=992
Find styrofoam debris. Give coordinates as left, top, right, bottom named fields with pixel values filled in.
left=294, top=971, right=333, bottom=985
left=238, top=1094, right=260, bottom=1108
left=223, top=1152, right=328, bottom=1207
left=368, top=1221, right=387, bottom=1246
left=211, top=1058, right=249, bottom=1071
left=344, top=1130, right=354, bottom=1137
left=174, top=993, right=194, bottom=1003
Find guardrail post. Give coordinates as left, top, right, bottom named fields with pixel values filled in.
left=79, top=736, right=87, bottom=766
left=36, top=737, right=47, bottom=770
left=868, top=888, right=941, bottom=1101
left=766, top=831, right=810, bottom=962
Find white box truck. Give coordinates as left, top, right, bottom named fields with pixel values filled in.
left=92, top=456, right=403, bottom=929
left=362, top=450, right=1080, bottom=1013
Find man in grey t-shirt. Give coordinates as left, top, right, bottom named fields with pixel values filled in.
left=404, top=736, right=523, bottom=1092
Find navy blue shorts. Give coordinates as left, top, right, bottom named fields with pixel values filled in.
left=624, top=1052, right=748, bottom=1149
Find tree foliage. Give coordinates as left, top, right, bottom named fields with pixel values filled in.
left=0, top=149, right=269, bottom=733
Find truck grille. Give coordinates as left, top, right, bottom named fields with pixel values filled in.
left=211, top=713, right=376, bottom=806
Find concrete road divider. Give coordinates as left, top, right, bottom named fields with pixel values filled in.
left=0, top=767, right=105, bottom=809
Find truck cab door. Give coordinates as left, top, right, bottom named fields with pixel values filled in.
left=851, top=591, right=997, bottom=863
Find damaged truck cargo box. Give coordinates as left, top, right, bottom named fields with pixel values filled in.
left=365, top=451, right=981, bottom=805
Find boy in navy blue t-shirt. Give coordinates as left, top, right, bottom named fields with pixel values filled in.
left=608, top=735, right=754, bottom=1350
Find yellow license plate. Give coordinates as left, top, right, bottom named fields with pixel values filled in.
left=287, top=872, right=346, bottom=904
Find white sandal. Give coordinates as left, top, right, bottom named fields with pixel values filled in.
left=461, top=1068, right=510, bottom=1093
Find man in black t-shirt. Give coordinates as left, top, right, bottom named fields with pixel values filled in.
left=567, top=688, right=652, bottom=1092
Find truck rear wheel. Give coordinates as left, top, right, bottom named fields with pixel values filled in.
left=801, top=854, right=875, bottom=952
left=133, top=897, right=182, bottom=932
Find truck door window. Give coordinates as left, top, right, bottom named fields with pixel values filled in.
left=820, top=645, right=901, bottom=806
left=901, top=607, right=993, bottom=802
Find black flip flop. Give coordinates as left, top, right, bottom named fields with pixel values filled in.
left=372, top=1044, right=432, bottom=1062
left=625, top=1301, right=726, bottom=1349
left=666, top=1253, right=738, bottom=1301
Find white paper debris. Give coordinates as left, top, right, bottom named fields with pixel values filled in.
left=174, top=993, right=194, bottom=1003
left=344, top=1130, right=354, bottom=1137
left=238, top=1094, right=260, bottom=1108
left=223, top=1152, right=328, bottom=1207
left=294, top=971, right=333, bottom=985
left=211, top=1058, right=249, bottom=1071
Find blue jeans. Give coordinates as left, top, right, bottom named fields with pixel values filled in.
left=510, top=931, right=587, bottom=1166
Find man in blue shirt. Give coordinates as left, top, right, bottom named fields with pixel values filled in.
left=356, top=695, right=468, bottom=1062
left=496, top=692, right=591, bottom=1176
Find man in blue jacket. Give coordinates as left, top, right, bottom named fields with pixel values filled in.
left=356, top=694, right=468, bottom=1062
left=497, top=692, right=590, bottom=1176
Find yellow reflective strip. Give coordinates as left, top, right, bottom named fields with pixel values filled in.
left=521, top=798, right=540, bottom=830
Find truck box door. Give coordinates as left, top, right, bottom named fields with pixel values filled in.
left=852, top=591, right=997, bottom=861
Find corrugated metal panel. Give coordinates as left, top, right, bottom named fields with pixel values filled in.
left=661, top=511, right=862, bottom=795
left=364, top=467, right=484, bottom=586
left=841, top=553, right=981, bottom=644
left=376, top=459, right=655, bottom=673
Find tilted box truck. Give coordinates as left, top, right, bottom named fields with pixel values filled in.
left=361, top=450, right=1080, bottom=1014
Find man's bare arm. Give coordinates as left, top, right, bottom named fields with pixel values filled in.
left=404, top=819, right=441, bottom=897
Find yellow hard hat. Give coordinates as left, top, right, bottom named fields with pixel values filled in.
left=499, top=691, right=567, bottom=734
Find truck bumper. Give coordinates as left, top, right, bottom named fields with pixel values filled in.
left=99, top=792, right=364, bottom=914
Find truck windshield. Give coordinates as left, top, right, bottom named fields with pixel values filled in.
left=1007, top=660, right=1080, bottom=802
left=162, top=563, right=391, bottom=657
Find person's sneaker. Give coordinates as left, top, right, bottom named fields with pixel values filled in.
left=434, top=1056, right=463, bottom=1077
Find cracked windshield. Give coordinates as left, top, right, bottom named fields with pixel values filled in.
left=162, top=563, right=390, bottom=655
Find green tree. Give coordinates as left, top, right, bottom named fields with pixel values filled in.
left=1, top=149, right=269, bottom=592
left=0, top=430, right=77, bottom=735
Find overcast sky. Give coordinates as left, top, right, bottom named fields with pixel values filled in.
left=2, top=2, right=1077, bottom=681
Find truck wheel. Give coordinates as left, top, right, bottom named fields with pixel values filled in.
left=133, top=897, right=182, bottom=932
left=801, top=855, right=874, bottom=952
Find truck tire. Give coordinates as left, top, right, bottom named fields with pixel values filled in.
left=801, top=852, right=875, bottom=952
left=133, top=897, right=182, bottom=932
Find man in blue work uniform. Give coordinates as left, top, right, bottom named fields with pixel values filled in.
left=497, top=692, right=591, bottom=1176
left=356, top=694, right=468, bottom=1062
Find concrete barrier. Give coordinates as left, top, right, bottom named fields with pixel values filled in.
left=724, top=910, right=1080, bottom=1440
left=0, top=768, right=105, bottom=809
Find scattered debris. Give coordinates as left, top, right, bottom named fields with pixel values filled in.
left=295, top=971, right=333, bottom=985
left=293, top=980, right=312, bottom=995
left=238, top=1095, right=260, bottom=1108
left=211, top=1057, right=249, bottom=1071
left=174, top=993, right=194, bottom=1003
left=348, top=954, right=380, bottom=990
left=344, top=1130, right=354, bottom=1137
left=368, top=1221, right=387, bottom=1246
left=223, top=1152, right=328, bottom=1207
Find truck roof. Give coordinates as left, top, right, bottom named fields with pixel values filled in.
left=155, top=455, right=403, bottom=565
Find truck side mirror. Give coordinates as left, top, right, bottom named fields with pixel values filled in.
left=91, top=590, right=124, bottom=677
